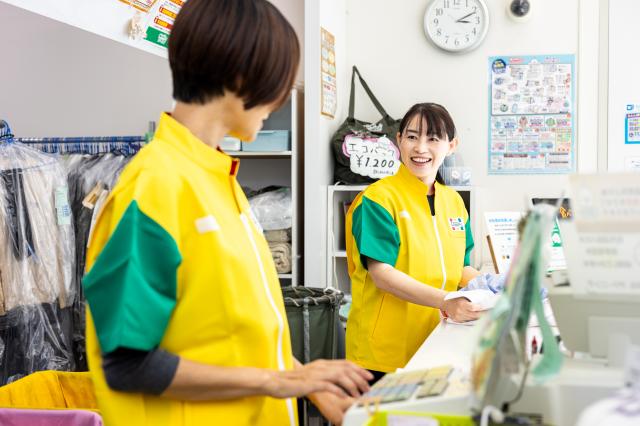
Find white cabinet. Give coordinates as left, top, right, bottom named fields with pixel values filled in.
left=326, top=184, right=476, bottom=293
left=233, top=88, right=304, bottom=286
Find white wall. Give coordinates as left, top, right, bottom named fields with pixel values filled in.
left=345, top=0, right=590, bottom=265
left=304, top=0, right=348, bottom=286
left=0, top=1, right=173, bottom=137
left=271, top=0, right=306, bottom=83
left=0, top=0, right=305, bottom=137
left=607, top=0, right=640, bottom=171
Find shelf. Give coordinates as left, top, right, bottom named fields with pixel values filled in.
left=330, top=184, right=368, bottom=192
left=278, top=273, right=293, bottom=279
left=228, top=151, right=292, bottom=158
left=333, top=251, right=347, bottom=258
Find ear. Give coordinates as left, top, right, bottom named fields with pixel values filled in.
left=396, top=132, right=402, bottom=143
left=447, top=137, right=459, bottom=155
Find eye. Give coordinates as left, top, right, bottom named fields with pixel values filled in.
left=407, top=134, right=418, bottom=140
left=428, top=137, right=440, bottom=143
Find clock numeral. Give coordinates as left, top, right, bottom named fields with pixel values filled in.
left=473, top=5, right=478, bottom=11
left=465, top=35, right=470, bottom=42
left=433, top=18, right=439, bottom=25
left=443, top=0, right=450, bottom=8
left=437, top=28, right=442, bottom=36
left=472, top=27, right=477, bottom=35
left=445, top=35, right=450, bottom=44
left=476, top=16, right=480, bottom=24
left=466, top=0, right=469, bottom=6
left=454, top=38, right=460, bottom=46
left=453, top=0, right=461, bottom=6
left=436, top=8, right=444, bottom=16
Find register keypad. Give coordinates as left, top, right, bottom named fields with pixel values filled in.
left=359, top=365, right=453, bottom=405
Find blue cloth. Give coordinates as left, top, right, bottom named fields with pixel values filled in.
left=462, top=273, right=548, bottom=299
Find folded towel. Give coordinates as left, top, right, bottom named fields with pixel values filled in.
left=269, top=242, right=292, bottom=274
left=264, top=228, right=291, bottom=243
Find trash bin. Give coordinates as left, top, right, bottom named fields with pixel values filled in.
left=282, top=286, right=345, bottom=426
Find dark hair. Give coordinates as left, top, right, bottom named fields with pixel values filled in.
left=398, top=103, right=457, bottom=185
left=169, top=0, right=300, bottom=109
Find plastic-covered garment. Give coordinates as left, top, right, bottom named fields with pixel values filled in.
left=0, top=141, right=76, bottom=384
left=64, top=153, right=130, bottom=372
left=248, top=187, right=292, bottom=230
left=462, top=272, right=548, bottom=299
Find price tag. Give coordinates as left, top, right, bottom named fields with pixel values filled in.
left=342, top=135, right=400, bottom=179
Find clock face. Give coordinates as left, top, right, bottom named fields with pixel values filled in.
left=424, top=0, right=489, bottom=53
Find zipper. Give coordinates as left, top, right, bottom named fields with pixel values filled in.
left=432, top=216, right=447, bottom=290
left=239, top=213, right=295, bottom=426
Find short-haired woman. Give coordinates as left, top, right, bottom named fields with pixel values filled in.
left=83, top=1, right=371, bottom=425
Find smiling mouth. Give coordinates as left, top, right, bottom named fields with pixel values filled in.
left=411, top=157, right=433, bottom=166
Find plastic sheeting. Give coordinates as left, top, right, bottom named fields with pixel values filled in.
left=0, top=142, right=76, bottom=384
left=0, top=141, right=130, bottom=384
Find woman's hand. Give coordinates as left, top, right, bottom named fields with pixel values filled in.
left=263, top=359, right=372, bottom=399
left=441, top=297, right=482, bottom=322
left=308, top=391, right=355, bottom=425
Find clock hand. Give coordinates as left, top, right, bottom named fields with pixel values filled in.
left=456, top=10, right=477, bottom=23
left=457, top=20, right=471, bottom=23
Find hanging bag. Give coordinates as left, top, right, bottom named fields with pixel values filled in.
left=331, top=66, right=401, bottom=184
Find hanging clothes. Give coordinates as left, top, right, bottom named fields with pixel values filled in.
left=0, top=141, right=76, bottom=384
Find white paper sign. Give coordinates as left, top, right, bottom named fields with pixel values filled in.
left=343, top=135, right=400, bottom=179
left=563, top=174, right=640, bottom=296
left=485, top=211, right=523, bottom=273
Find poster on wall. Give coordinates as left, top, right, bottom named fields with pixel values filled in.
left=118, top=0, right=158, bottom=13
left=488, top=55, right=576, bottom=174
left=320, top=27, right=337, bottom=118
left=143, top=0, right=184, bottom=49
left=625, top=103, right=640, bottom=145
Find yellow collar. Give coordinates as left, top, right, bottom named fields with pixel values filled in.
left=154, top=112, right=240, bottom=177
left=395, top=163, right=441, bottom=196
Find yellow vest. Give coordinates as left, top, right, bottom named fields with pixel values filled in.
left=84, top=113, right=296, bottom=426
left=345, top=164, right=473, bottom=372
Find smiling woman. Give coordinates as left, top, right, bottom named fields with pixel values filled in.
left=345, top=103, right=483, bottom=382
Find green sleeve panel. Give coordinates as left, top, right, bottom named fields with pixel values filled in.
left=352, top=196, right=400, bottom=269
left=464, top=217, right=474, bottom=267
left=83, top=200, right=182, bottom=353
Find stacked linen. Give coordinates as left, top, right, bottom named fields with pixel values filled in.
left=248, top=188, right=293, bottom=274
left=264, top=229, right=292, bottom=274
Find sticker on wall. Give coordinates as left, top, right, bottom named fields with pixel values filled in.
left=625, top=104, right=640, bottom=144
left=488, top=55, right=576, bottom=174
left=320, top=27, right=337, bottom=118
left=143, top=0, right=185, bottom=49
left=119, top=0, right=158, bottom=13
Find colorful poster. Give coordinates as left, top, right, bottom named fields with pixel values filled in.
left=488, top=55, right=576, bottom=174
left=484, top=212, right=523, bottom=274
left=118, top=0, right=158, bottom=13
left=144, top=0, right=184, bottom=49
left=625, top=103, right=640, bottom=144
left=320, top=27, right=337, bottom=118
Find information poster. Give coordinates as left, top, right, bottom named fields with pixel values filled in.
left=144, top=0, right=184, bottom=49
left=118, top=0, right=157, bottom=13
left=625, top=103, right=640, bottom=144
left=320, top=27, right=337, bottom=118
left=484, top=212, right=522, bottom=274
left=488, top=55, right=576, bottom=174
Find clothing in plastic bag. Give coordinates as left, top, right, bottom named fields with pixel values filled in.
left=248, top=187, right=292, bottom=231
left=0, top=142, right=76, bottom=384
left=462, top=272, right=548, bottom=299
left=65, top=153, right=129, bottom=371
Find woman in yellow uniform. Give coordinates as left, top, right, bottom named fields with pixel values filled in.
left=82, top=1, right=371, bottom=425
left=345, top=103, right=483, bottom=382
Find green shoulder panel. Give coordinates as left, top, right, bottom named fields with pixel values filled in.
left=464, top=217, right=474, bottom=267
left=352, top=196, right=400, bottom=268
left=84, top=200, right=182, bottom=353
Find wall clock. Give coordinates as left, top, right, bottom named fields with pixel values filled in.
left=423, top=0, right=489, bottom=53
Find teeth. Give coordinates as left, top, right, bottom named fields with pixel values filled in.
left=412, top=157, right=431, bottom=164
